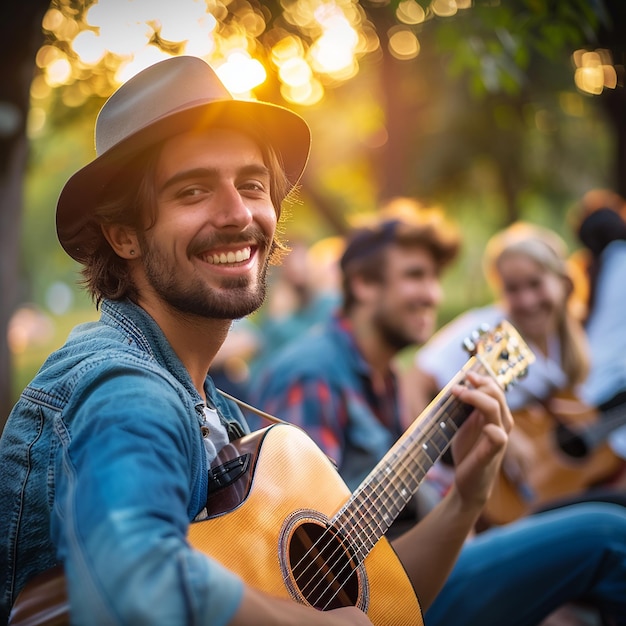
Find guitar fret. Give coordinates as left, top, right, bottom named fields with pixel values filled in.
left=331, top=324, right=534, bottom=566
left=337, top=400, right=476, bottom=556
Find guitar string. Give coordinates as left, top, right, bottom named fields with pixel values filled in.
left=311, top=349, right=530, bottom=610
left=290, top=365, right=477, bottom=606
left=334, top=410, right=457, bottom=558
left=288, top=338, right=526, bottom=609
left=314, top=427, right=453, bottom=611
left=293, top=333, right=531, bottom=608
left=292, top=405, right=455, bottom=607
left=555, top=400, right=626, bottom=450
left=293, top=381, right=470, bottom=609
left=309, top=398, right=464, bottom=611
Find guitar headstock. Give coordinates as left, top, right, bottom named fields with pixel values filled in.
left=463, top=321, right=535, bottom=390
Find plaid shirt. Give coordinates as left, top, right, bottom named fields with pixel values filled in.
left=250, top=314, right=404, bottom=491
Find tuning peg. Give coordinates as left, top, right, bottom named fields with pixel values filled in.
left=462, top=337, right=476, bottom=354
left=463, top=323, right=494, bottom=354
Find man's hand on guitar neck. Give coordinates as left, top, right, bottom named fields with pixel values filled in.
left=449, top=371, right=513, bottom=511
left=230, top=587, right=375, bottom=625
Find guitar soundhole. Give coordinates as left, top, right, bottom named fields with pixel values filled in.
left=288, top=521, right=361, bottom=611
left=555, top=423, right=589, bottom=458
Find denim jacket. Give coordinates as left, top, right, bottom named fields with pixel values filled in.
left=0, top=299, right=248, bottom=625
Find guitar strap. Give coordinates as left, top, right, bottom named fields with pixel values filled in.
left=217, top=388, right=291, bottom=430
left=216, top=388, right=339, bottom=473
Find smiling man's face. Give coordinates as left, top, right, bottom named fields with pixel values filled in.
left=134, top=127, right=278, bottom=320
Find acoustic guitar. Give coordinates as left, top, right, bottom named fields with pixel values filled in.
left=9, top=321, right=534, bottom=626
left=482, top=391, right=626, bottom=526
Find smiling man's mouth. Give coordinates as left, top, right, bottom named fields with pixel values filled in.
left=202, top=246, right=252, bottom=265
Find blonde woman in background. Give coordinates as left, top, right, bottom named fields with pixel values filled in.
left=401, top=221, right=626, bottom=527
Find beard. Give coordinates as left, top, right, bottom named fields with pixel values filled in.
left=373, top=301, right=436, bottom=352
left=372, top=308, right=414, bottom=352
left=138, top=230, right=270, bottom=320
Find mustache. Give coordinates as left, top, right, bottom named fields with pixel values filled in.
left=188, top=226, right=273, bottom=256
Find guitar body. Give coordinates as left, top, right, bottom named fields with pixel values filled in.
left=188, top=424, right=423, bottom=626
left=483, top=392, right=625, bottom=525
left=10, top=424, right=422, bottom=626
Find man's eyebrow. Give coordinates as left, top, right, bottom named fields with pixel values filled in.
left=159, top=164, right=271, bottom=193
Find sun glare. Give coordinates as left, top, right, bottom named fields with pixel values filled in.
left=37, top=0, right=597, bottom=113
left=216, top=52, right=267, bottom=95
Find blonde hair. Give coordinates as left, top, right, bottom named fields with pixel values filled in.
left=484, top=222, right=589, bottom=387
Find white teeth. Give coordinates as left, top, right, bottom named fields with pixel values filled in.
left=205, top=247, right=251, bottom=265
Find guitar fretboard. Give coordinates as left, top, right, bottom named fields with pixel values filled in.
left=334, top=363, right=482, bottom=559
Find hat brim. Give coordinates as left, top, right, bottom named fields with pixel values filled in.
left=56, top=98, right=310, bottom=262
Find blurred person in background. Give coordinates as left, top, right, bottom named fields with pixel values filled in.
left=573, top=192, right=626, bottom=474
left=401, top=221, right=626, bottom=527
left=250, top=200, right=626, bottom=626
left=247, top=236, right=342, bottom=378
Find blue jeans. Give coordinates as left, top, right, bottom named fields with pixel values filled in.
left=425, top=503, right=626, bottom=626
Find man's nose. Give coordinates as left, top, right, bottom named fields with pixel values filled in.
left=424, top=278, right=443, bottom=306
left=211, top=185, right=254, bottom=228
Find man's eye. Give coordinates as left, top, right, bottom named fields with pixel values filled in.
left=179, top=187, right=204, bottom=198
left=244, top=175, right=272, bottom=191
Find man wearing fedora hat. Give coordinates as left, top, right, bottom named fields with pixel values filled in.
left=0, top=56, right=514, bottom=625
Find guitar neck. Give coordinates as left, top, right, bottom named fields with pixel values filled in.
left=334, top=358, right=485, bottom=553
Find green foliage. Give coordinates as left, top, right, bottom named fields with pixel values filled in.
left=23, top=111, right=96, bottom=308
left=434, top=0, right=599, bottom=98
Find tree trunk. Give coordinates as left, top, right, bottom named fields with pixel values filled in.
left=0, top=1, right=50, bottom=429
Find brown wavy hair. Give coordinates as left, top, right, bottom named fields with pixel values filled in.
left=340, top=198, right=461, bottom=314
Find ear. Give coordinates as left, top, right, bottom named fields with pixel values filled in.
left=351, top=273, right=379, bottom=305
left=101, top=223, right=140, bottom=260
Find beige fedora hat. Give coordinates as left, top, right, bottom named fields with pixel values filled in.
left=56, top=55, right=311, bottom=262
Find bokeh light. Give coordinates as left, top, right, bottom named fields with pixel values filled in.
left=396, top=1, right=426, bottom=26
left=35, top=0, right=606, bottom=126
left=573, top=48, right=618, bottom=95
left=388, top=27, right=421, bottom=61
left=216, top=52, right=267, bottom=95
